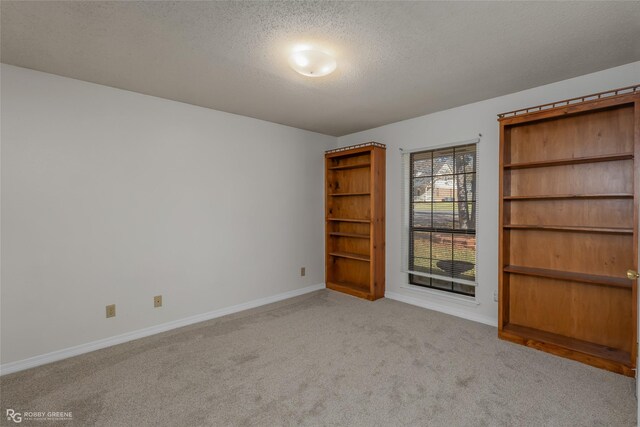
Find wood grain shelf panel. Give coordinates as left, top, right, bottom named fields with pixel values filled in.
left=501, top=324, right=633, bottom=373
left=503, top=193, right=633, bottom=200
left=328, top=251, right=370, bottom=262
left=326, top=281, right=372, bottom=300
left=498, top=89, right=639, bottom=376
left=328, top=163, right=371, bottom=170
left=503, top=265, right=631, bottom=289
left=329, top=192, right=371, bottom=197
left=326, top=218, right=371, bottom=223
left=503, top=224, right=633, bottom=234
left=504, top=153, right=633, bottom=169
left=329, top=232, right=370, bottom=239
left=326, top=143, right=385, bottom=301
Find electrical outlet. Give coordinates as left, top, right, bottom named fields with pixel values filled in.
left=493, top=291, right=499, bottom=302
left=106, top=304, right=116, bottom=318
left=154, top=295, right=162, bottom=308
left=300, top=267, right=306, bottom=277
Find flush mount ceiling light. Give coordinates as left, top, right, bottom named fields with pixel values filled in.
left=288, top=48, right=337, bottom=77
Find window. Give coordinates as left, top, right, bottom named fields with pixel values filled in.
left=403, top=143, right=477, bottom=297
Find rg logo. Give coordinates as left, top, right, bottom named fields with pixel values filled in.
left=6, top=409, right=22, bottom=423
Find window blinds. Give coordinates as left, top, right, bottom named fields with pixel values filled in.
left=401, top=138, right=479, bottom=296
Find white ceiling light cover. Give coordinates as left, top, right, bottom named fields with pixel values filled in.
left=288, top=48, right=337, bottom=77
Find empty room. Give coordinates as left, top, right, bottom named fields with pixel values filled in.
left=1, top=1, right=640, bottom=426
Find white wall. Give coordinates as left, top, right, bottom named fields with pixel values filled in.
left=337, top=61, right=640, bottom=326
left=0, top=64, right=334, bottom=366
left=2, top=62, right=638, bottom=370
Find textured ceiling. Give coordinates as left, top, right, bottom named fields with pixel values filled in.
left=2, top=1, right=639, bottom=136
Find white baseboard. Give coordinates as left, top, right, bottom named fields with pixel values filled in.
left=0, top=283, right=325, bottom=376
left=385, top=291, right=498, bottom=327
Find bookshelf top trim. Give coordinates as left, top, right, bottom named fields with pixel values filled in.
left=497, top=84, right=639, bottom=121
left=325, top=142, right=386, bottom=155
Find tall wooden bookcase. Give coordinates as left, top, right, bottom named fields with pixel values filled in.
left=325, top=142, right=386, bottom=301
left=498, top=85, right=640, bottom=376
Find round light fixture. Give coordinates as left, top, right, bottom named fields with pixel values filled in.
left=288, top=49, right=336, bottom=77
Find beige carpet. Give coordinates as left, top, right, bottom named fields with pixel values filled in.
left=0, top=289, right=636, bottom=426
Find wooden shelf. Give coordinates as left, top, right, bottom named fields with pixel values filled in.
left=329, top=192, right=371, bottom=197
left=504, top=153, right=633, bottom=169
left=328, top=251, right=370, bottom=262
left=326, top=143, right=385, bottom=301
left=328, top=163, right=371, bottom=170
left=501, top=324, right=632, bottom=371
left=503, top=265, right=631, bottom=289
left=329, top=232, right=370, bottom=239
left=499, top=89, right=639, bottom=377
left=326, top=218, right=371, bottom=223
left=503, top=224, right=633, bottom=234
left=326, top=281, right=372, bottom=300
left=504, top=193, right=633, bottom=200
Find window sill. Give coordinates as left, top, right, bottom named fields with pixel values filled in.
left=399, top=283, right=480, bottom=307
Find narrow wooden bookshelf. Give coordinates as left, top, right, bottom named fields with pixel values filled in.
left=498, top=85, right=640, bottom=377
left=325, top=142, right=385, bottom=301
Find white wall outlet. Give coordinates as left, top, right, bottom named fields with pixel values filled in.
left=493, top=290, right=499, bottom=302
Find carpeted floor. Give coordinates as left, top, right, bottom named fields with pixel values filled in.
left=0, top=289, right=636, bottom=426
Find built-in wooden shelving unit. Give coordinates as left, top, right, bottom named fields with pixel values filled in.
left=325, top=142, right=386, bottom=301
left=498, top=84, right=640, bottom=377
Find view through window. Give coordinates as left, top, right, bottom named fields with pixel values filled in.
left=408, top=144, right=477, bottom=296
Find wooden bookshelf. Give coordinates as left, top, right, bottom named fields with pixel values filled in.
left=498, top=86, right=640, bottom=376
left=325, top=142, right=385, bottom=301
